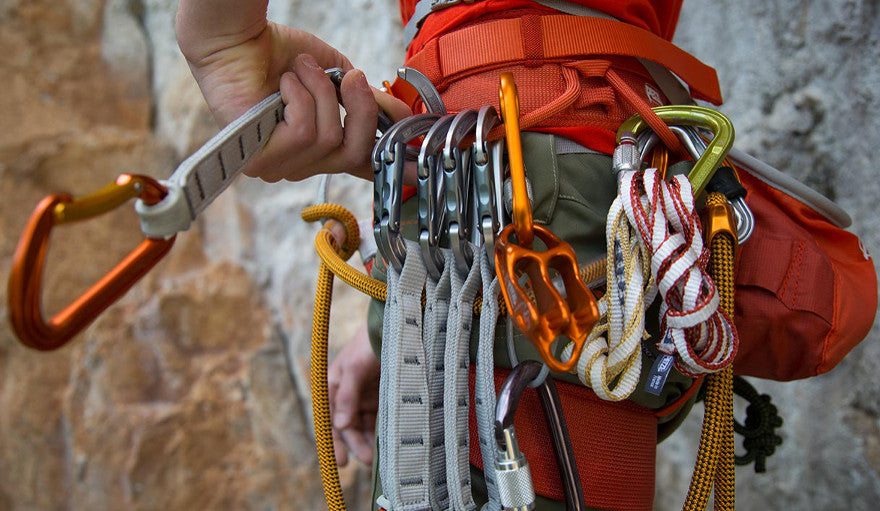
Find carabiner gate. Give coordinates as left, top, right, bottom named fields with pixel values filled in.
left=8, top=174, right=175, bottom=351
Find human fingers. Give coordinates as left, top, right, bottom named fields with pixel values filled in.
left=245, top=71, right=317, bottom=181
left=332, top=426, right=350, bottom=467
left=332, top=70, right=379, bottom=179
left=340, top=428, right=374, bottom=466
left=293, top=54, right=345, bottom=163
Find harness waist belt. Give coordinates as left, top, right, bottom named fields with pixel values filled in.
left=404, top=14, right=722, bottom=105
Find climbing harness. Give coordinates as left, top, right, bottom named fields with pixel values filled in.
left=8, top=9, right=877, bottom=506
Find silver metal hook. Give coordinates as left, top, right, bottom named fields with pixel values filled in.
left=637, top=126, right=755, bottom=244
left=442, top=110, right=479, bottom=274
left=397, top=67, right=447, bottom=115
left=417, top=114, right=457, bottom=279
left=372, top=114, right=441, bottom=271
left=472, top=106, right=504, bottom=266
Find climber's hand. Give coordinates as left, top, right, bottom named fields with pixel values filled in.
left=328, top=325, right=381, bottom=466
left=175, top=0, right=410, bottom=182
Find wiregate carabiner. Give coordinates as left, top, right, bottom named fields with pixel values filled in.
left=8, top=174, right=175, bottom=351
left=443, top=109, right=479, bottom=275
left=495, top=73, right=600, bottom=373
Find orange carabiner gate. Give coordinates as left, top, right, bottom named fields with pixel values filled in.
left=8, top=174, right=175, bottom=351
left=495, top=73, right=600, bottom=373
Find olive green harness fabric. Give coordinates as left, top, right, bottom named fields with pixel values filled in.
left=367, top=132, right=698, bottom=508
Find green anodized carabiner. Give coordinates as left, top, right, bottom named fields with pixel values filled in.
left=617, top=106, right=735, bottom=198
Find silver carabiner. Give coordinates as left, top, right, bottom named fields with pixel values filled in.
left=681, top=127, right=754, bottom=244
left=495, top=361, right=586, bottom=511
left=372, top=114, right=441, bottom=271
left=637, top=126, right=755, bottom=244
left=472, top=106, right=504, bottom=265
left=397, top=67, right=447, bottom=115
left=418, top=114, right=457, bottom=279
left=443, top=109, right=479, bottom=275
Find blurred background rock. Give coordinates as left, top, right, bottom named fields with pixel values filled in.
left=0, top=0, right=877, bottom=509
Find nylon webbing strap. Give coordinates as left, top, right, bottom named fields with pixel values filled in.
left=171, top=93, right=283, bottom=217
left=137, top=93, right=285, bottom=238
left=378, top=240, right=432, bottom=510
left=404, top=15, right=721, bottom=104
left=404, top=0, right=613, bottom=47
left=443, top=247, right=482, bottom=511
left=475, top=250, right=502, bottom=510
left=424, top=256, right=453, bottom=509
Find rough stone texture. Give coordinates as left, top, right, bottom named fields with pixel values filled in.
left=0, top=0, right=878, bottom=510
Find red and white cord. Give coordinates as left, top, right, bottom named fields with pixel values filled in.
left=621, top=169, right=736, bottom=376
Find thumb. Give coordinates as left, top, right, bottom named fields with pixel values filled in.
left=372, top=86, right=413, bottom=123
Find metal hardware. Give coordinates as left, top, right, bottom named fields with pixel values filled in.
left=495, top=73, right=600, bottom=373
left=472, top=106, right=503, bottom=262
left=324, top=67, right=394, bottom=133
left=636, top=123, right=754, bottom=244
left=443, top=109, right=479, bottom=274
left=8, top=175, right=175, bottom=351
left=495, top=361, right=585, bottom=511
left=397, top=67, right=446, bottom=115
left=373, top=114, right=441, bottom=270
left=617, top=105, right=735, bottom=198
left=417, top=114, right=457, bottom=278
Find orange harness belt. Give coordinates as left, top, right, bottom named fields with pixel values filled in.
left=396, top=14, right=722, bottom=107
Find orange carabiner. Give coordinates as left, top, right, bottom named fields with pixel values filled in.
left=495, top=73, right=600, bottom=373
left=8, top=174, right=175, bottom=350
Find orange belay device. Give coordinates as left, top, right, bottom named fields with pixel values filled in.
left=494, top=72, right=600, bottom=372
left=8, top=174, right=175, bottom=351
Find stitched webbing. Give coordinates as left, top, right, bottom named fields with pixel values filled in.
left=405, top=15, right=721, bottom=104
left=424, top=257, right=453, bottom=509
left=475, top=250, right=503, bottom=509
left=443, top=247, right=482, bottom=511
left=379, top=240, right=432, bottom=510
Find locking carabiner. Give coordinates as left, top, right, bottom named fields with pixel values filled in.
left=8, top=174, right=175, bottom=350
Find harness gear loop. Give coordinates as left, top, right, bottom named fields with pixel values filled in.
left=495, top=73, right=600, bottom=373
left=8, top=174, right=175, bottom=351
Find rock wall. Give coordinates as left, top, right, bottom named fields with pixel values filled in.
left=0, top=0, right=877, bottom=509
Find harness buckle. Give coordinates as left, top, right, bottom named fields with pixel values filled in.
left=8, top=174, right=175, bottom=350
